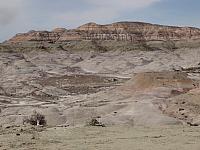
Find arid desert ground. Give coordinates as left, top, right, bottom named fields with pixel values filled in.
left=1, top=47, right=200, bottom=149
left=1, top=22, right=200, bottom=149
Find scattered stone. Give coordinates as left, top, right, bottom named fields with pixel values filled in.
left=56, top=124, right=69, bottom=128
left=187, top=122, right=199, bottom=127
left=179, top=108, right=185, bottom=111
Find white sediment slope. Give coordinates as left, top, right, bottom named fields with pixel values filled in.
left=0, top=47, right=200, bottom=127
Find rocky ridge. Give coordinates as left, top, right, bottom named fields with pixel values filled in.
left=6, top=22, right=200, bottom=49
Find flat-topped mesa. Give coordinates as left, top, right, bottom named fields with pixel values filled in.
left=6, top=22, right=200, bottom=44
left=7, top=30, right=56, bottom=44
left=77, top=22, right=152, bottom=32
left=77, top=22, right=200, bottom=41
left=8, top=30, right=64, bottom=44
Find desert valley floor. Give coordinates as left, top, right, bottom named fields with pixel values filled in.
left=1, top=46, right=200, bottom=149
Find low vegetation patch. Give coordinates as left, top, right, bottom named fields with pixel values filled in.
left=24, top=111, right=47, bottom=126
left=88, top=118, right=105, bottom=127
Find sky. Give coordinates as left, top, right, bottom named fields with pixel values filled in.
left=0, top=0, right=200, bottom=42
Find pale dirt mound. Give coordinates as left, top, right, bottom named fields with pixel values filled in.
left=110, top=71, right=200, bottom=126
left=122, top=71, right=197, bottom=92
left=129, top=72, right=200, bottom=126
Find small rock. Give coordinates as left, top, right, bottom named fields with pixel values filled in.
left=5, top=125, right=11, bottom=129
left=179, top=108, right=185, bottom=111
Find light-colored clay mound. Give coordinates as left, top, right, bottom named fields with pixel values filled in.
left=122, top=71, right=197, bottom=92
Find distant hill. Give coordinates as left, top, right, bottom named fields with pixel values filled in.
left=3, top=22, right=200, bottom=51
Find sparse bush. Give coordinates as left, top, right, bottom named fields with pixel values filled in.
left=24, top=111, right=46, bottom=126
left=163, top=40, right=176, bottom=50
left=88, top=118, right=105, bottom=127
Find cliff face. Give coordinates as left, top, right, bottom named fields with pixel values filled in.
left=6, top=22, right=200, bottom=44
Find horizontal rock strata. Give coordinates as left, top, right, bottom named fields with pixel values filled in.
left=6, top=22, right=200, bottom=44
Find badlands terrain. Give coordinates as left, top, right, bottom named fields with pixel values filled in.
left=1, top=22, right=200, bottom=149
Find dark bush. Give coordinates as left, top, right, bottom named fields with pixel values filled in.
left=88, top=118, right=105, bottom=127
left=25, top=111, right=46, bottom=126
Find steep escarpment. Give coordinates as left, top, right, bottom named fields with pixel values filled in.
left=77, top=22, right=200, bottom=41
left=5, top=22, right=200, bottom=50
left=7, top=22, right=200, bottom=43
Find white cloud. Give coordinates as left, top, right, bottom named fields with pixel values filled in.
left=56, top=0, right=160, bottom=27
left=85, top=0, right=160, bottom=9
left=0, top=0, right=26, bottom=26
left=56, top=7, right=118, bottom=27
left=0, top=0, right=160, bottom=27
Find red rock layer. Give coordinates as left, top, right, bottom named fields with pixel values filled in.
left=7, top=22, right=200, bottom=44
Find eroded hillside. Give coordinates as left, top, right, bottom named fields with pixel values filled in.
left=1, top=22, right=200, bottom=128
left=3, top=22, right=200, bottom=52
left=0, top=48, right=200, bottom=127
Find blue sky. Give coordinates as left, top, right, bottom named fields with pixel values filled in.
left=0, top=0, right=200, bottom=42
